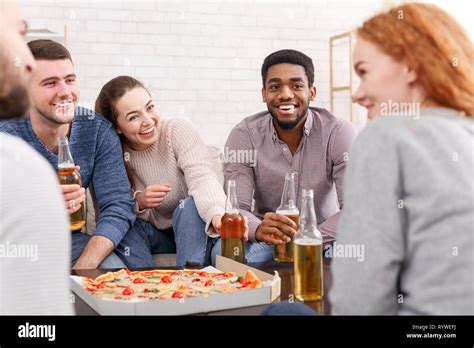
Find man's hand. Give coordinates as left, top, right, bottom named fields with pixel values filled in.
left=72, top=236, right=115, bottom=269
left=212, top=214, right=249, bottom=241
left=136, top=184, right=172, bottom=210
left=59, top=165, right=85, bottom=214
left=61, top=184, right=85, bottom=214
left=255, top=212, right=297, bottom=244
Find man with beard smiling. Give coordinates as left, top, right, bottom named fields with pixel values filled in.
left=211, top=49, right=356, bottom=263
left=0, top=39, right=140, bottom=269
left=0, top=0, right=72, bottom=314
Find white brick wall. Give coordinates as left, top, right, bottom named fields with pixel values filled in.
left=19, top=0, right=382, bottom=148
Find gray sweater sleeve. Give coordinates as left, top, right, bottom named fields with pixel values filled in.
left=330, top=121, right=405, bottom=315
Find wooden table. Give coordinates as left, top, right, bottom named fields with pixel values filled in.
left=72, top=258, right=332, bottom=315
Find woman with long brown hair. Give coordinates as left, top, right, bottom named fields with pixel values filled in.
left=95, top=76, right=251, bottom=267
left=95, top=76, right=228, bottom=267
left=330, top=3, right=473, bottom=314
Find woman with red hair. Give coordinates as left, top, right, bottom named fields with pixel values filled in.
left=330, top=3, right=473, bottom=314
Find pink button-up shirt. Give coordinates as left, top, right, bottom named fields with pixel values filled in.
left=223, top=107, right=356, bottom=242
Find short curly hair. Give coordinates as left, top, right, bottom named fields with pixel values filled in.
left=261, top=49, right=314, bottom=87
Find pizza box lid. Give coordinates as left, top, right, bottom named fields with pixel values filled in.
left=70, top=255, right=281, bottom=315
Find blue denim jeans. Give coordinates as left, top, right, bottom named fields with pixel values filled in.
left=210, top=237, right=274, bottom=265
left=172, top=196, right=215, bottom=266
left=73, top=197, right=271, bottom=269
left=114, top=196, right=212, bottom=268
left=113, top=218, right=176, bottom=268
left=71, top=231, right=126, bottom=269
left=173, top=197, right=274, bottom=265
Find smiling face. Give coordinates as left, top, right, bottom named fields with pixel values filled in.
left=114, top=87, right=159, bottom=151
left=352, top=38, right=421, bottom=119
left=29, top=59, right=79, bottom=124
left=262, top=63, right=316, bottom=130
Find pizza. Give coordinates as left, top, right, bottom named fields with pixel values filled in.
left=82, top=268, right=262, bottom=301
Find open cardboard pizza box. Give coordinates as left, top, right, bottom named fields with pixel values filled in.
left=70, top=255, right=281, bottom=315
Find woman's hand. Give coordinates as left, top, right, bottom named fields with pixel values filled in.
left=212, top=214, right=249, bottom=241
left=136, top=184, right=171, bottom=210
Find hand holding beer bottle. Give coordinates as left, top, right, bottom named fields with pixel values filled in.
left=58, top=137, right=86, bottom=231
left=255, top=172, right=298, bottom=253
left=212, top=214, right=249, bottom=241
left=255, top=213, right=297, bottom=244
left=60, top=168, right=85, bottom=215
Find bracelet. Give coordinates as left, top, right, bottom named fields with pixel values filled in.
left=133, top=190, right=143, bottom=199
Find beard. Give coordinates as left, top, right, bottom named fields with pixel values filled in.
left=0, top=83, right=30, bottom=120
left=269, top=107, right=308, bottom=130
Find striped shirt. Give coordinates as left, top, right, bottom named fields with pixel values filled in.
left=223, top=107, right=356, bottom=242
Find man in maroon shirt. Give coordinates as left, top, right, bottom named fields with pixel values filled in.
left=211, top=49, right=356, bottom=264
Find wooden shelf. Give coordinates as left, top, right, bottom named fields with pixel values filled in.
left=329, top=31, right=354, bottom=122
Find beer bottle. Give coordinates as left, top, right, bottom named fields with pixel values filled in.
left=221, top=180, right=245, bottom=263
left=274, top=171, right=299, bottom=262
left=293, top=189, right=323, bottom=302
left=57, top=137, right=86, bottom=231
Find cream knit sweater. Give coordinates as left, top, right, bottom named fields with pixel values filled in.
left=124, top=118, right=225, bottom=237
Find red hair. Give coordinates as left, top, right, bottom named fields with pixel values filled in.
left=357, top=3, right=474, bottom=117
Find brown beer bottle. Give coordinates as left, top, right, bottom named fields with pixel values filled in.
left=221, top=180, right=245, bottom=263
left=57, top=137, right=86, bottom=231
left=293, top=189, right=323, bottom=302
left=274, top=171, right=299, bottom=262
